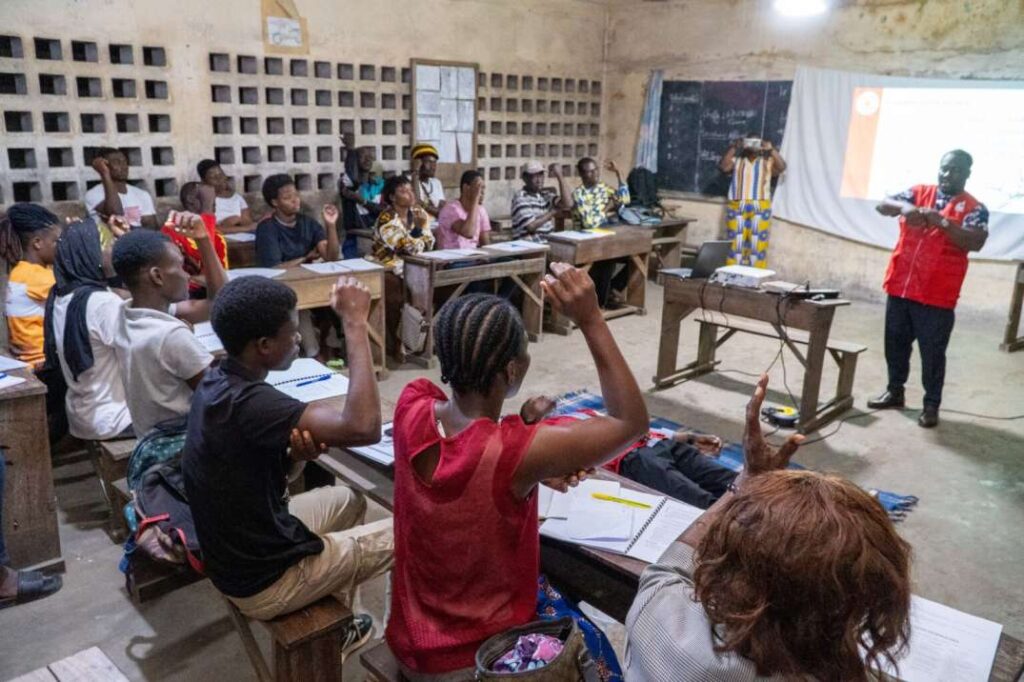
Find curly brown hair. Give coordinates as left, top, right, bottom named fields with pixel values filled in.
left=693, top=470, right=912, bottom=681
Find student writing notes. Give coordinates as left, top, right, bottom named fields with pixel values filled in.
left=182, top=275, right=393, bottom=661
left=388, top=263, right=648, bottom=680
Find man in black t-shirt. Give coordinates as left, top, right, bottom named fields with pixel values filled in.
left=182, top=275, right=392, bottom=660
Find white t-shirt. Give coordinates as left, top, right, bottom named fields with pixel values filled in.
left=214, top=193, right=249, bottom=225
left=52, top=290, right=132, bottom=440
left=417, top=177, right=446, bottom=210
left=84, top=183, right=156, bottom=227
left=114, top=303, right=213, bottom=436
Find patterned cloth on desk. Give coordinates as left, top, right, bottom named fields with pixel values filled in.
left=537, top=575, right=623, bottom=682
left=726, top=156, right=774, bottom=268
left=572, top=182, right=630, bottom=231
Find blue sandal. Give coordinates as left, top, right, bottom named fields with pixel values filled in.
left=0, top=570, right=62, bottom=610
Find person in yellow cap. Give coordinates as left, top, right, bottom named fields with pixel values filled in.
left=411, top=143, right=446, bottom=220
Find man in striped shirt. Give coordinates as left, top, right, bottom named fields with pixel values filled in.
left=510, top=161, right=572, bottom=241
left=718, top=137, right=786, bottom=268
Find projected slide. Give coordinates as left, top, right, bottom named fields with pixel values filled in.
left=840, top=87, right=1024, bottom=214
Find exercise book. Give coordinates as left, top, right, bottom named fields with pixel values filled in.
left=540, top=479, right=703, bottom=562
left=0, top=355, right=29, bottom=371
left=300, top=258, right=381, bottom=275
left=224, top=232, right=256, bottom=242
left=192, top=321, right=224, bottom=354
left=420, top=248, right=488, bottom=261
left=350, top=421, right=395, bottom=466
left=226, top=267, right=286, bottom=280
left=266, top=358, right=349, bottom=402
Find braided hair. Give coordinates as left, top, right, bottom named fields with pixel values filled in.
left=0, top=203, right=59, bottom=266
left=434, top=293, right=528, bottom=394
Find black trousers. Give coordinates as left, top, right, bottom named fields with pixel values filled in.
left=884, top=295, right=956, bottom=408
left=589, top=259, right=630, bottom=307
left=619, top=440, right=738, bottom=510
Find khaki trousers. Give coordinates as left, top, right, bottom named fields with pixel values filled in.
left=228, top=485, right=394, bottom=621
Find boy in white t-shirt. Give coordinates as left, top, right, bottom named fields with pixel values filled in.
left=84, top=147, right=157, bottom=230
left=111, top=213, right=229, bottom=436
left=197, top=158, right=257, bottom=234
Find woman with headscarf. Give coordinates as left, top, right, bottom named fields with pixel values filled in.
left=44, top=218, right=133, bottom=441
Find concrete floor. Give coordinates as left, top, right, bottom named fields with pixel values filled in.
left=2, top=281, right=1022, bottom=681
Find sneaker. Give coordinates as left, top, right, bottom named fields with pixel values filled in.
left=340, top=613, right=374, bottom=663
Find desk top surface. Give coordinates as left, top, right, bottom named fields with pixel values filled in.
left=0, top=365, right=46, bottom=400
left=664, top=276, right=851, bottom=309
left=274, top=262, right=385, bottom=284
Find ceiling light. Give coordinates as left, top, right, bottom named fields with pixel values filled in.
left=773, top=0, right=828, bottom=17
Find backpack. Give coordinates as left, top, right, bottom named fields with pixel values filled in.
left=627, top=167, right=660, bottom=209
left=119, top=417, right=204, bottom=575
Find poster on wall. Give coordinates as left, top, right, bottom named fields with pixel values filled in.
left=261, top=0, right=309, bottom=55
left=411, top=59, right=478, bottom=169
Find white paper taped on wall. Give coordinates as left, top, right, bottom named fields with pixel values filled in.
left=266, top=17, right=302, bottom=47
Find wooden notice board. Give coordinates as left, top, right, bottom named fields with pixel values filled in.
left=411, top=59, right=478, bottom=186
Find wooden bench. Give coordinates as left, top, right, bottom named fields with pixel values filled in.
left=694, top=313, right=867, bottom=432
left=86, top=438, right=136, bottom=540
left=224, top=595, right=355, bottom=682
left=360, top=641, right=401, bottom=681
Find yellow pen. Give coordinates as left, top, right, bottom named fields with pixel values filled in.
left=591, top=493, right=652, bottom=509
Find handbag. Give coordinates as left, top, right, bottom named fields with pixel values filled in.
left=400, top=303, right=428, bottom=353
left=474, top=617, right=600, bottom=681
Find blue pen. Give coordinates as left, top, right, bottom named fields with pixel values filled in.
left=295, top=374, right=332, bottom=388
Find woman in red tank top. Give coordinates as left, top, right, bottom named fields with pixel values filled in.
left=388, top=264, right=650, bottom=680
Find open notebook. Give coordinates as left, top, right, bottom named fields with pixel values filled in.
left=539, top=479, right=703, bottom=563
left=265, top=358, right=349, bottom=402
left=350, top=421, right=395, bottom=466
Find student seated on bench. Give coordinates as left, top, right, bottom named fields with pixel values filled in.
left=436, top=170, right=491, bottom=249
left=388, top=264, right=648, bottom=680
left=196, top=158, right=257, bottom=234
left=163, top=182, right=228, bottom=299
left=182, top=275, right=393, bottom=657
left=370, top=175, right=435, bottom=361
left=572, top=157, right=630, bottom=308
left=625, top=375, right=912, bottom=681
left=111, top=213, right=227, bottom=436
left=256, top=173, right=341, bottom=359
left=45, top=218, right=135, bottom=441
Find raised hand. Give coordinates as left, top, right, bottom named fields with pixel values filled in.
left=91, top=156, right=111, bottom=178
left=548, top=163, right=563, bottom=178
left=167, top=211, right=208, bottom=240
left=676, top=431, right=723, bottom=456
left=330, top=276, right=371, bottom=325
left=540, top=262, right=600, bottom=327
left=604, top=160, right=620, bottom=174
left=322, top=203, right=340, bottom=225
left=107, top=215, right=131, bottom=239
left=901, top=206, right=928, bottom=227
left=520, top=395, right=556, bottom=424
left=743, top=374, right=803, bottom=476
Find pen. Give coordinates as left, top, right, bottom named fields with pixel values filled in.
left=295, top=374, right=332, bottom=387
left=591, top=493, right=652, bottom=509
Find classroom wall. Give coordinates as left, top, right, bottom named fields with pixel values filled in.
left=601, top=0, right=1024, bottom=315
left=0, top=0, right=610, bottom=220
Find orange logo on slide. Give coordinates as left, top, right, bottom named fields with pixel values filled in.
left=840, top=87, right=883, bottom=199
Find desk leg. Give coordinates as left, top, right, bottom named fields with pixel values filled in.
left=627, top=253, right=649, bottom=314
left=367, top=292, right=387, bottom=379
left=1000, top=263, right=1024, bottom=352
left=798, top=313, right=833, bottom=432
left=512, top=272, right=544, bottom=342
left=545, top=263, right=591, bottom=336
left=652, top=300, right=697, bottom=387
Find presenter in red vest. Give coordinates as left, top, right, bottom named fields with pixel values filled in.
left=867, top=150, right=989, bottom=428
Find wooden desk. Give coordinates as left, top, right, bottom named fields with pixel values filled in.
left=1000, top=262, right=1024, bottom=353
left=653, top=278, right=855, bottom=432
left=276, top=263, right=387, bottom=377
left=317, top=444, right=1024, bottom=682
left=0, top=366, right=63, bottom=573
left=544, top=227, right=653, bottom=334
left=647, top=216, right=695, bottom=281
left=402, top=245, right=548, bottom=368
left=226, top=237, right=257, bottom=269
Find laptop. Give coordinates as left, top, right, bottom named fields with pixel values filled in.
left=660, top=240, right=732, bottom=279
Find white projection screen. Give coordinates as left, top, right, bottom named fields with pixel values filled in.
left=773, top=67, right=1024, bottom=261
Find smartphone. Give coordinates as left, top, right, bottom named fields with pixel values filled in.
left=743, top=137, right=762, bottom=150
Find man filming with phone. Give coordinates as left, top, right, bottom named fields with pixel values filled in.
left=718, top=135, right=786, bottom=268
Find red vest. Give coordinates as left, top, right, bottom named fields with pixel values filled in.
left=387, top=379, right=540, bottom=674
left=883, top=185, right=980, bottom=310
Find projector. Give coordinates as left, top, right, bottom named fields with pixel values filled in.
left=710, top=265, right=777, bottom=289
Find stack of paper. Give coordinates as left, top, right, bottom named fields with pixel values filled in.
left=485, top=240, right=548, bottom=253
left=227, top=267, right=286, bottom=280
left=421, top=249, right=488, bottom=261
left=192, top=321, right=224, bottom=354
left=224, top=232, right=256, bottom=243
left=300, top=258, right=381, bottom=275
left=0, top=373, right=27, bottom=391
left=350, top=421, right=396, bottom=466
left=266, top=358, right=349, bottom=402
left=551, top=231, right=610, bottom=241
left=0, top=355, right=29, bottom=371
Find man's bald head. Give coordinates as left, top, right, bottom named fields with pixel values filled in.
left=938, top=150, right=972, bottom=195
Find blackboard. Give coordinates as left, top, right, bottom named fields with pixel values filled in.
left=656, top=80, right=792, bottom=194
